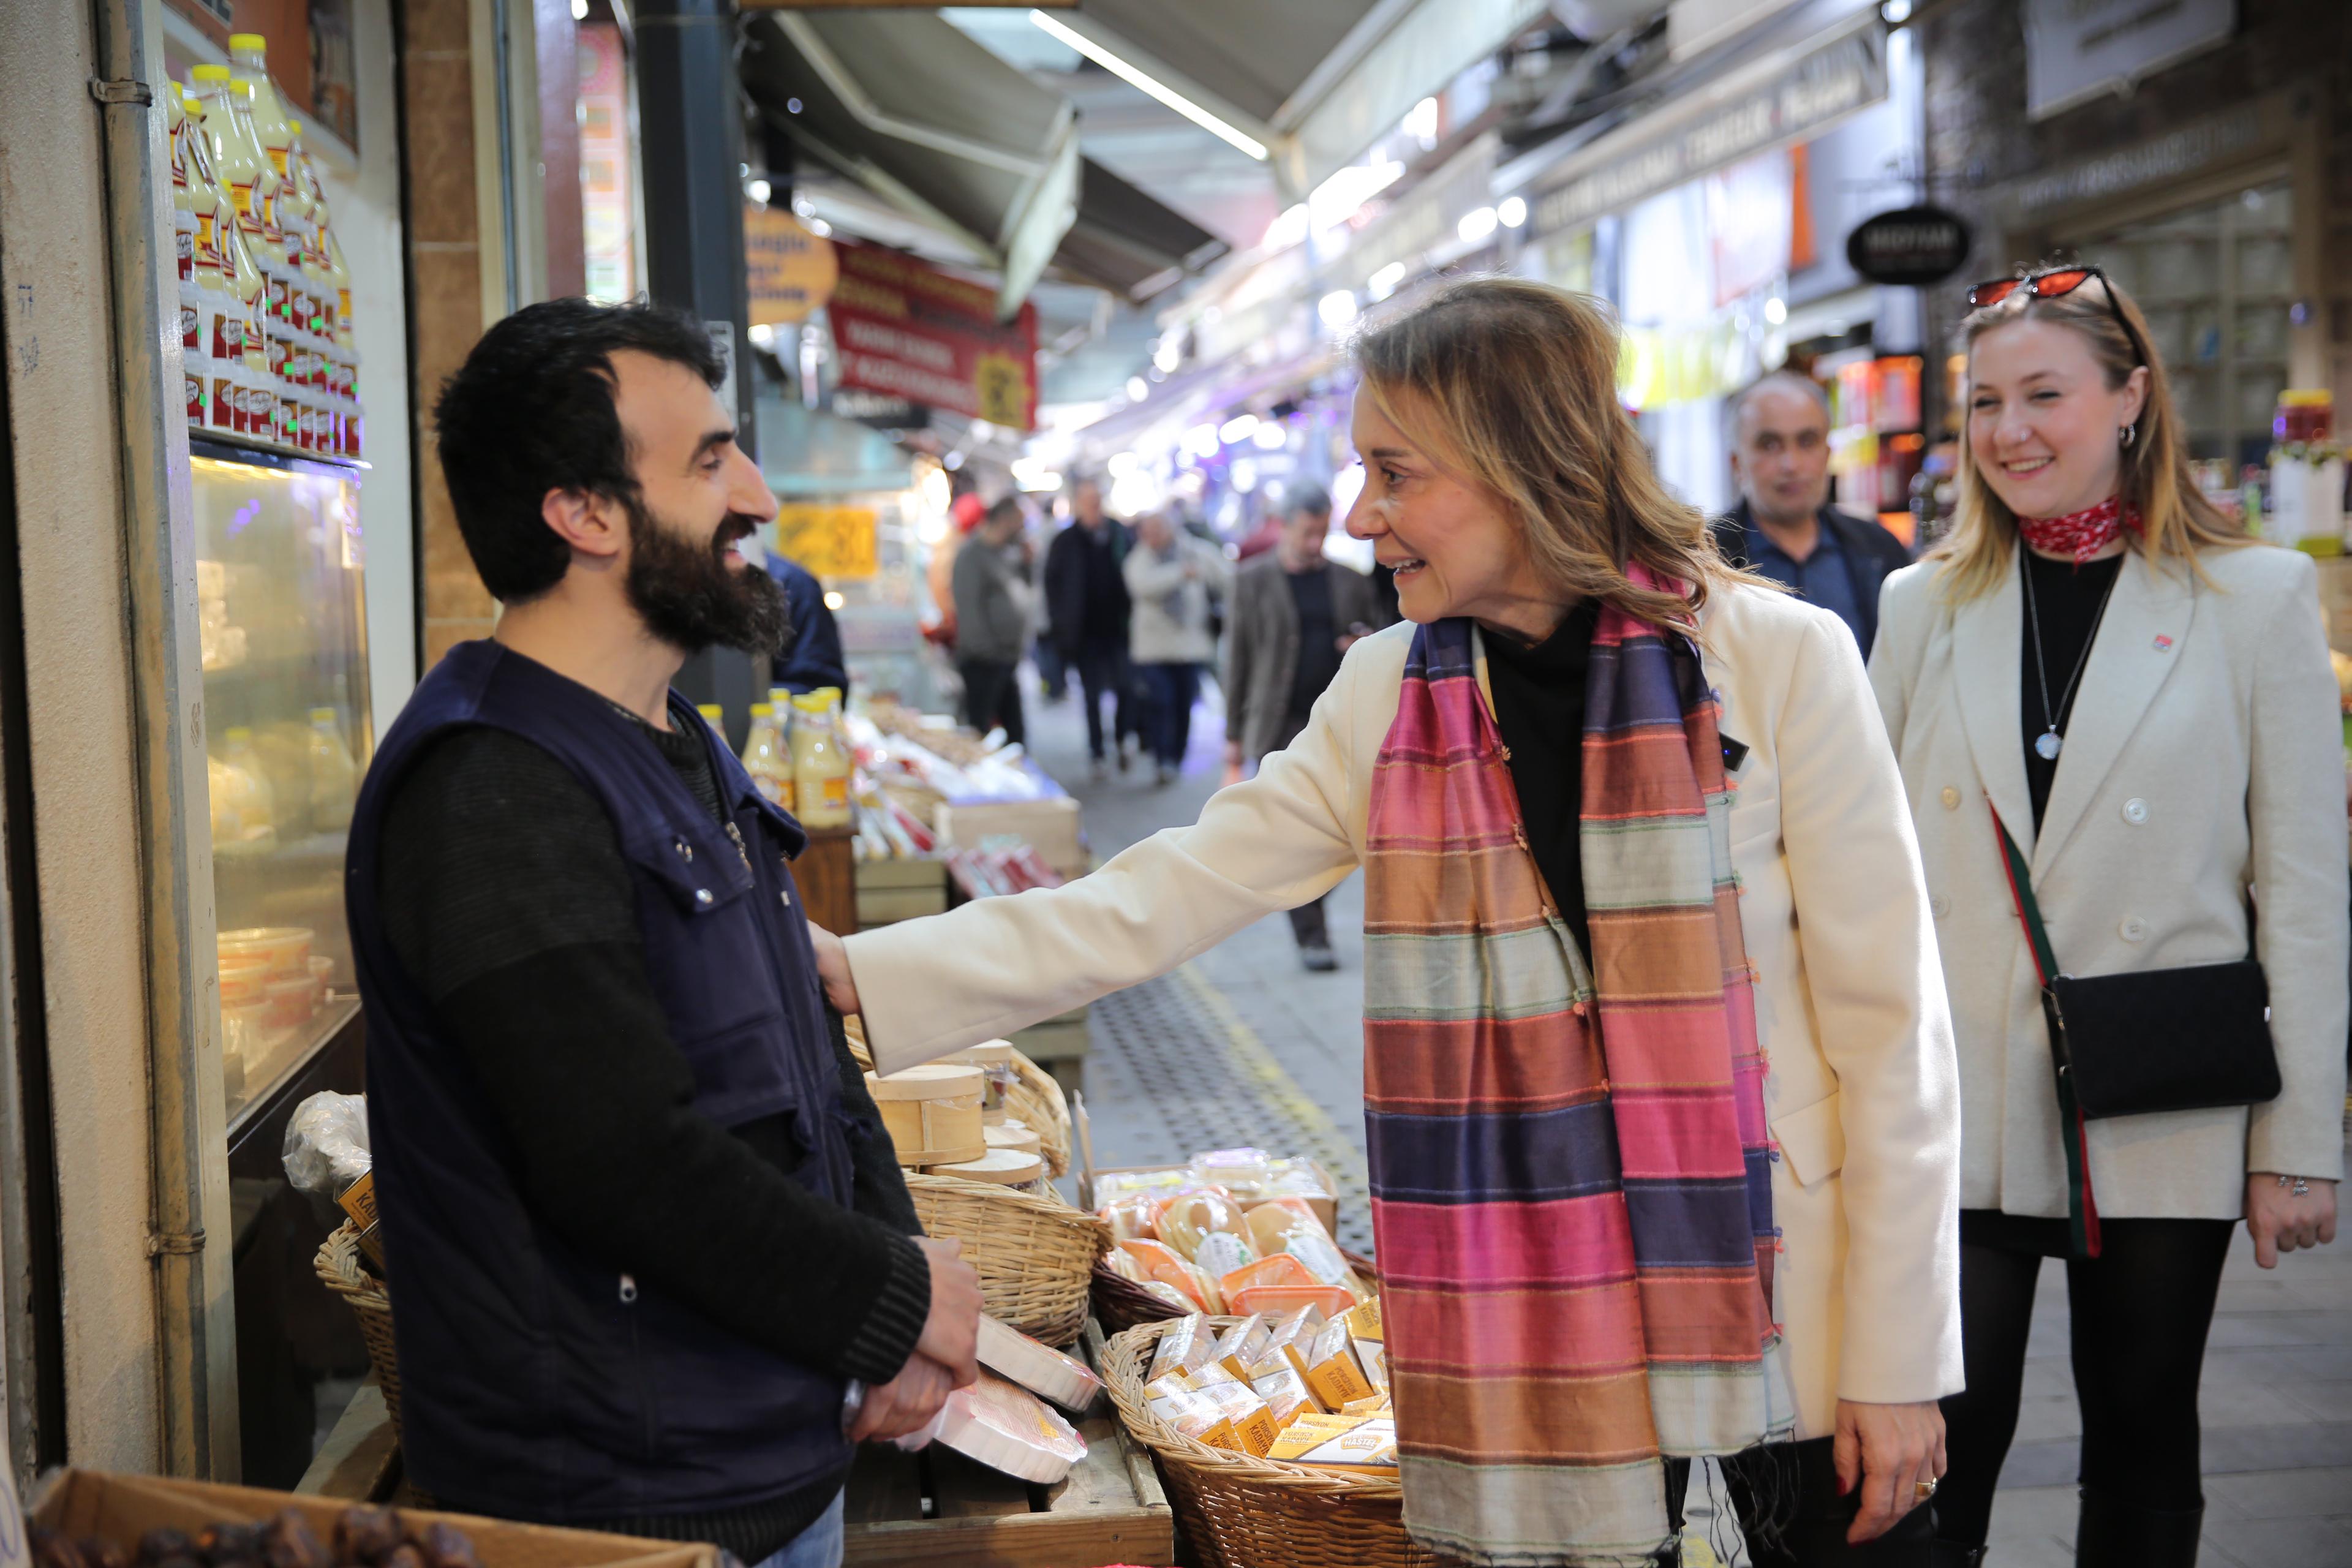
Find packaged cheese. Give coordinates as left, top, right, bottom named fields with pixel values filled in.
left=1191, top=1376, right=1281, bottom=1457
left=1262, top=1304, right=1329, bottom=1377
left=1121, top=1239, right=1216, bottom=1312
left=1341, top=1393, right=1393, bottom=1417
left=1250, top=1363, right=1319, bottom=1430
left=1302, top=1318, right=1377, bottom=1410
left=1268, top=1412, right=1398, bottom=1474
left=1219, top=1253, right=1317, bottom=1298
left=1147, top=1384, right=1238, bottom=1450
left=975, top=1313, right=1102, bottom=1412
left=1210, top=1313, right=1272, bottom=1380
left=934, top=1371, right=1090, bottom=1484
left=1360, top=1338, right=1389, bottom=1392
left=1146, top=1314, right=1216, bottom=1383
left=1154, top=1188, right=1251, bottom=1262
left=1245, top=1196, right=1332, bottom=1257
left=1341, top=1298, right=1384, bottom=1345
left=1228, top=1281, right=1359, bottom=1319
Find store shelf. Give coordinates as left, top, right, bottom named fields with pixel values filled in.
left=190, top=432, right=370, bottom=474
left=227, top=995, right=361, bottom=1137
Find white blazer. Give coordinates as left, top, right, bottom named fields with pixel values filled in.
left=1869, top=543, right=2350, bottom=1221
left=843, top=584, right=1964, bottom=1436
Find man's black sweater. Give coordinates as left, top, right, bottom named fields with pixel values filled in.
left=376, top=711, right=929, bottom=1558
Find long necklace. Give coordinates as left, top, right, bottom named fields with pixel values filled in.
left=2019, top=547, right=2118, bottom=761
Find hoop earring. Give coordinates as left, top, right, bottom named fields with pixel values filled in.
left=2119, top=421, right=2138, bottom=448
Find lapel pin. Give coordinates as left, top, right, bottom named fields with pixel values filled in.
left=2153, top=635, right=2173, bottom=652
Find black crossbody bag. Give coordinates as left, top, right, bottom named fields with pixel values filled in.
left=1993, top=810, right=2280, bottom=1120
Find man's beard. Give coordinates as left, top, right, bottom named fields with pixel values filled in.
left=623, top=496, right=791, bottom=657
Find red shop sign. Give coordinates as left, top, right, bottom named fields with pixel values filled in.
left=827, top=240, right=1039, bottom=431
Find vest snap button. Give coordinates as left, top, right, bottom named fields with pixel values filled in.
left=694, top=888, right=714, bottom=907
left=676, top=838, right=693, bottom=861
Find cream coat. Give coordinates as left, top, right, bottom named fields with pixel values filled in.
left=1869, top=544, right=2350, bottom=1221
left=845, top=584, right=1964, bottom=1437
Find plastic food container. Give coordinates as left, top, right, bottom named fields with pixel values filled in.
left=219, top=925, right=313, bottom=978
left=263, top=973, right=318, bottom=1030
left=307, top=953, right=336, bottom=1005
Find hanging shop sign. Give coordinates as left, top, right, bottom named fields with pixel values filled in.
left=745, top=208, right=838, bottom=326
left=828, top=240, right=1040, bottom=431
left=2023, top=0, right=2235, bottom=121
left=1846, top=205, right=1973, bottom=286
left=1529, top=14, right=1885, bottom=239
left=774, top=503, right=880, bottom=582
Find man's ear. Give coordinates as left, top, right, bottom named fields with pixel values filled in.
left=541, top=488, right=626, bottom=561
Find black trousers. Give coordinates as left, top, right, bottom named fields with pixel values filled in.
left=1935, top=1212, right=2233, bottom=1548
left=956, top=658, right=1025, bottom=746
left=1071, top=637, right=1134, bottom=760
left=1664, top=1438, right=1937, bottom=1567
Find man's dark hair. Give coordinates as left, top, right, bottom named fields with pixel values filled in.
left=433, top=300, right=723, bottom=602
left=1287, top=483, right=1332, bottom=520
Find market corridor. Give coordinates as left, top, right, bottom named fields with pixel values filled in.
left=1028, top=680, right=2352, bottom=1568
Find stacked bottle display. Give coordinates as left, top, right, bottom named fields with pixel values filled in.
left=738, top=688, right=856, bottom=829
left=172, top=34, right=363, bottom=460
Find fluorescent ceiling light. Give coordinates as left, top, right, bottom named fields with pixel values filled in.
left=1498, top=196, right=1528, bottom=229
left=1318, top=290, right=1359, bottom=330
left=1368, top=262, right=1407, bottom=301
left=1457, top=206, right=1498, bottom=245
left=1028, top=10, right=1268, bottom=161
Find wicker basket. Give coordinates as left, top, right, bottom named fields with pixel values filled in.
left=1104, top=1316, right=1453, bottom=1568
left=1003, top=1048, right=1072, bottom=1178
left=315, top=1221, right=403, bottom=1439
left=1092, top=1247, right=1379, bottom=1336
left=906, top=1170, right=1108, bottom=1347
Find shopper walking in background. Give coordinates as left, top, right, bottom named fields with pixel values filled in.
left=1221, top=484, right=1385, bottom=970
left=1043, top=476, right=1137, bottom=778
left=951, top=496, right=1034, bottom=745
left=818, top=278, right=1963, bottom=1568
left=1713, top=372, right=1912, bottom=655
left=1124, top=508, right=1231, bottom=786
left=1870, top=266, right=2346, bottom=1568
left=351, top=300, right=982, bottom=1568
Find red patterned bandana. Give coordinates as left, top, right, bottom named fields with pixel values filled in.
left=2018, top=494, right=2142, bottom=564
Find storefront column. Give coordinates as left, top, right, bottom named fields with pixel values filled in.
left=636, top=0, right=758, bottom=718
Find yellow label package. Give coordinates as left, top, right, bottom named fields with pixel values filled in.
left=1147, top=1314, right=1215, bottom=1384
left=1341, top=1393, right=1393, bottom=1416
left=1262, top=1303, right=1327, bottom=1378
left=1212, top=1313, right=1271, bottom=1380
left=1191, top=1376, right=1281, bottom=1457
left=1250, top=1362, right=1319, bottom=1430
left=1360, top=1338, right=1389, bottom=1391
left=1302, top=1317, right=1376, bottom=1410
left=1268, top=1413, right=1399, bottom=1474
left=1148, top=1384, right=1238, bottom=1451
left=1341, top=1297, right=1384, bottom=1346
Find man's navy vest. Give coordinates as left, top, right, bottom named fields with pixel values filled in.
left=345, top=640, right=855, bottom=1523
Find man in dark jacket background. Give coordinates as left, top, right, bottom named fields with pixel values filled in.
left=1042, top=477, right=1136, bottom=778
left=351, top=301, right=980, bottom=1568
left=764, top=553, right=850, bottom=695
left=1221, top=485, right=1385, bottom=970
left=1710, top=372, right=1911, bottom=655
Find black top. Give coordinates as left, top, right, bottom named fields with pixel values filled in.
left=1484, top=601, right=1604, bottom=957
left=375, top=712, right=930, bottom=1558
left=2019, top=548, right=2123, bottom=829
left=1286, top=566, right=1342, bottom=720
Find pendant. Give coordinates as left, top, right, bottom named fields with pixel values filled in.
left=2035, top=730, right=2062, bottom=761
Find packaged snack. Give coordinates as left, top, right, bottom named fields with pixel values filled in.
left=976, top=1313, right=1102, bottom=1412
left=1268, top=1412, right=1398, bottom=1473
left=1218, top=1253, right=1317, bottom=1299
left=1249, top=1362, right=1319, bottom=1430
left=1228, top=1282, right=1359, bottom=1319
left=1148, top=1384, right=1238, bottom=1450
left=1193, top=1228, right=1257, bottom=1283
left=1341, top=1393, right=1394, bottom=1417
left=1093, top=1167, right=1193, bottom=1209
left=1341, top=1298, right=1384, bottom=1344
left=1245, top=1196, right=1331, bottom=1257
left=1101, top=1195, right=1162, bottom=1243
left=1261, top=1303, right=1329, bottom=1378
left=1154, top=1188, right=1251, bottom=1262
left=933, top=1371, right=1090, bottom=1484
left=1359, top=1339, right=1389, bottom=1392
left=1122, top=1240, right=1213, bottom=1312
left=1191, top=1376, right=1281, bottom=1456
left=1302, top=1318, right=1377, bottom=1410
left=1146, top=1314, right=1215, bottom=1383
left=1189, top=1146, right=1274, bottom=1204
left=1280, top=1223, right=1373, bottom=1300
left=1210, top=1313, right=1271, bottom=1380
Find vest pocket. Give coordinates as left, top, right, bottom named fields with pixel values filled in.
left=623, top=819, right=756, bottom=916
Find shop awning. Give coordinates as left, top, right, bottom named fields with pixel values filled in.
left=742, top=12, right=1226, bottom=314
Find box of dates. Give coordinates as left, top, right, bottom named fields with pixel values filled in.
left=28, top=1474, right=716, bottom=1568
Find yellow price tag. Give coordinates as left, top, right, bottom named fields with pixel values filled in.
left=774, top=505, right=880, bottom=581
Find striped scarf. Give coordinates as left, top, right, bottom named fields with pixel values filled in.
left=1362, top=585, right=1793, bottom=1567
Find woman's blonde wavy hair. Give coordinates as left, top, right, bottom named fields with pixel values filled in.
left=1935, top=267, right=2249, bottom=601
left=1351, top=276, right=1751, bottom=629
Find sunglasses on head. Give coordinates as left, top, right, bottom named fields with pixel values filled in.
left=1966, top=265, right=2147, bottom=368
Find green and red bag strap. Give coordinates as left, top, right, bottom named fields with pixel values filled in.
left=1989, top=804, right=2102, bottom=1258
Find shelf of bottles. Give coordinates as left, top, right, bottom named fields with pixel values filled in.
left=172, top=37, right=364, bottom=466
left=193, top=437, right=373, bottom=1129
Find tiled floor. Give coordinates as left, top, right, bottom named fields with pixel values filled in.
left=1019, top=671, right=2352, bottom=1567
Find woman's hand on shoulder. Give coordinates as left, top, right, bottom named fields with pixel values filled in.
left=2246, top=1173, right=2338, bottom=1268
left=809, top=922, right=862, bottom=1017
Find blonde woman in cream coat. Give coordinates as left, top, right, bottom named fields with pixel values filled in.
left=1869, top=267, right=2346, bottom=1568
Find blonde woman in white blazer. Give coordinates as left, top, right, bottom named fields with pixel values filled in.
left=817, top=281, right=1964, bottom=1567
left=1868, top=266, right=2347, bottom=1568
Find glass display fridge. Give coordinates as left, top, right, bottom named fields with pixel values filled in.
left=189, top=434, right=375, bottom=1487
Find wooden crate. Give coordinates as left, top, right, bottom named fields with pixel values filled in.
left=856, top=856, right=948, bottom=926
left=842, top=1327, right=1172, bottom=1567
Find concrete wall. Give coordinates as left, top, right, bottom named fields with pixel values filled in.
left=0, top=0, right=167, bottom=1474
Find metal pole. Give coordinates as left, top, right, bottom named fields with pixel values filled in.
left=89, top=0, right=239, bottom=1477
left=638, top=0, right=758, bottom=725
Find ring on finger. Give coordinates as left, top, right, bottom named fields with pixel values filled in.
left=1913, top=1476, right=1939, bottom=1504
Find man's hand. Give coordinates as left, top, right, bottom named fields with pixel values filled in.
left=850, top=1354, right=957, bottom=1443
left=2247, top=1174, right=2338, bottom=1268
left=1834, top=1399, right=1946, bottom=1544
left=914, top=1236, right=983, bottom=1385
left=809, top=924, right=861, bottom=1017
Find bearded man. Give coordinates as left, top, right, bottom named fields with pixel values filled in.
left=344, top=301, right=979, bottom=1568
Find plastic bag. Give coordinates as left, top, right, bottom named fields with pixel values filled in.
left=282, top=1090, right=371, bottom=1197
